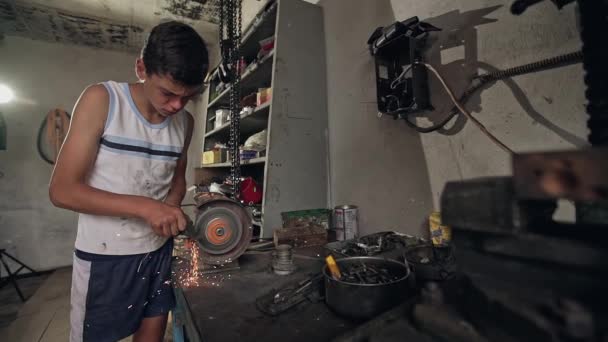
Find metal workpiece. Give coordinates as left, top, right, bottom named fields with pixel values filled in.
left=272, top=244, right=296, bottom=276
left=255, top=272, right=325, bottom=316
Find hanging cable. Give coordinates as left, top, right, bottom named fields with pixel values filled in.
left=390, top=64, right=413, bottom=90
left=418, top=62, right=514, bottom=154
left=404, top=50, right=583, bottom=133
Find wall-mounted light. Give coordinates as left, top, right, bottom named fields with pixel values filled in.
left=0, top=84, right=14, bottom=104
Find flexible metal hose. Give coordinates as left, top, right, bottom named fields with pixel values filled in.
left=407, top=50, right=583, bottom=133
left=476, top=50, right=583, bottom=83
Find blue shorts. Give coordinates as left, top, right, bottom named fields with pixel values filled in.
left=70, top=239, right=175, bottom=342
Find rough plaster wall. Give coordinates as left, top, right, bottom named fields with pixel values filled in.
left=242, top=0, right=320, bottom=29
left=318, top=0, right=434, bottom=237
left=240, top=0, right=585, bottom=233
left=241, top=0, right=270, bottom=28
left=0, top=0, right=219, bottom=53
left=0, top=36, right=138, bottom=271
left=388, top=1, right=587, bottom=212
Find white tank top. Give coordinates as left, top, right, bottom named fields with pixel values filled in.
left=75, top=81, right=188, bottom=255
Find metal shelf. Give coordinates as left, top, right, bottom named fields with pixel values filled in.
left=201, top=156, right=266, bottom=168
left=240, top=1, right=278, bottom=59
left=196, top=0, right=328, bottom=239
left=205, top=102, right=270, bottom=139
left=207, top=51, right=274, bottom=109
left=203, top=1, right=276, bottom=86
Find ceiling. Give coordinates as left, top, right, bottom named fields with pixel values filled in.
left=0, top=0, right=222, bottom=53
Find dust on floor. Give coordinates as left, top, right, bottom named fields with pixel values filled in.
left=1, top=267, right=173, bottom=341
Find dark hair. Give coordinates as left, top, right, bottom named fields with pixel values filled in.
left=141, top=21, right=209, bottom=86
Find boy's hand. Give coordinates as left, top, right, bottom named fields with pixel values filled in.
left=141, top=201, right=187, bottom=237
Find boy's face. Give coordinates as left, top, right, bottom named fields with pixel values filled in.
left=136, top=59, right=202, bottom=117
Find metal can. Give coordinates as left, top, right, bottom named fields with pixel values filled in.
left=333, top=205, right=359, bottom=240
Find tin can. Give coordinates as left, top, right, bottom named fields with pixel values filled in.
left=333, top=205, right=359, bottom=240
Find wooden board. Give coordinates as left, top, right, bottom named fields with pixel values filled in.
left=273, top=225, right=328, bottom=247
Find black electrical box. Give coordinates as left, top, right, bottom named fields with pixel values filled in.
left=368, top=17, right=440, bottom=119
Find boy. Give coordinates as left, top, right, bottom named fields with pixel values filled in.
left=49, top=21, right=208, bottom=341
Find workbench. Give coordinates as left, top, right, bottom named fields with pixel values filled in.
left=172, top=247, right=357, bottom=342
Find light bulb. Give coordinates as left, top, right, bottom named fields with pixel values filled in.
left=0, top=84, right=14, bottom=104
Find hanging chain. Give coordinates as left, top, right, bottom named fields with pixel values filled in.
left=228, top=0, right=242, bottom=198
left=218, top=0, right=224, bottom=51
left=217, top=0, right=242, bottom=199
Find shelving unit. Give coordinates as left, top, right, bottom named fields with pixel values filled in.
left=206, top=51, right=275, bottom=109
left=196, top=0, right=328, bottom=238
left=202, top=156, right=267, bottom=168
left=204, top=102, right=270, bottom=139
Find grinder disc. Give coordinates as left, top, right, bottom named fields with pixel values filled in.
left=192, top=196, right=252, bottom=265
left=196, top=207, right=242, bottom=255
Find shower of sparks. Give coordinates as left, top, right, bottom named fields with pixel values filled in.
left=180, top=240, right=201, bottom=287
left=173, top=239, right=234, bottom=289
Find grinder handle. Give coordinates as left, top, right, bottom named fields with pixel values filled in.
left=325, top=255, right=342, bottom=280
left=184, top=216, right=196, bottom=238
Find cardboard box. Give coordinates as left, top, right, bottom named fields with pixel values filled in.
left=215, top=109, right=230, bottom=126
left=257, top=88, right=272, bottom=106
left=202, top=149, right=226, bottom=165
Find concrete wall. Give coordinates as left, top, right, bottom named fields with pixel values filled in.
left=316, top=0, right=586, bottom=234
left=318, top=0, right=434, bottom=236
left=233, top=0, right=587, bottom=235
left=388, top=0, right=587, bottom=212
left=0, top=36, right=138, bottom=271
left=239, top=0, right=434, bottom=236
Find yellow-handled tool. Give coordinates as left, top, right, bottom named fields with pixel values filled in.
left=325, top=255, right=342, bottom=280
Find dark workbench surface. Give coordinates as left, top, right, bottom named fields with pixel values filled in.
left=176, top=247, right=356, bottom=342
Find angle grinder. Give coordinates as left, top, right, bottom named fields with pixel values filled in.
left=183, top=193, right=253, bottom=265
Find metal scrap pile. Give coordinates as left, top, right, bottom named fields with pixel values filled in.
left=340, top=262, right=402, bottom=285
left=326, top=231, right=426, bottom=257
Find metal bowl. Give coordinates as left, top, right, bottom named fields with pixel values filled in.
left=322, top=256, right=411, bottom=320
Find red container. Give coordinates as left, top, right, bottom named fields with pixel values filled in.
left=240, top=177, right=262, bottom=204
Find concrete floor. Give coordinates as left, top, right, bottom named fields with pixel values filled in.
left=1, top=267, right=173, bottom=341
left=0, top=271, right=51, bottom=330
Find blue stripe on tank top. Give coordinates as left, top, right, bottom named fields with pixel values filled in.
left=99, top=138, right=180, bottom=157
left=103, top=135, right=182, bottom=153
left=99, top=144, right=180, bottom=161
